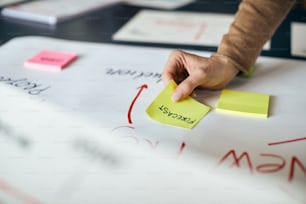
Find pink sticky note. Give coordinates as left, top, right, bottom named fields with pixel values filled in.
left=24, top=50, right=78, bottom=72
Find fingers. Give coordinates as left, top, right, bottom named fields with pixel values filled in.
left=162, top=50, right=186, bottom=85
left=162, top=50, right=241, bottom=102
left=171, top=74, right=204, bottom=102
left=162, top=50, right=206, bottom=102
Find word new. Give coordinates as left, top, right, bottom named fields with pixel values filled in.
left=218, top=149, right=306, bottom=182
left=159, top=105, right=196, bottom=124
left=0, top=75, right=50, bottom=95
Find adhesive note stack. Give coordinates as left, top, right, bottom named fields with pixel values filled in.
left=216, top=89, right=270, bottom=118
left=24, top=50, right=78, bottom=72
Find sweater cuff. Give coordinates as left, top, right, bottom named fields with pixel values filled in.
left=211, top=53, right=246, bottom=74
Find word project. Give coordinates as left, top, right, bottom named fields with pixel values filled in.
left=146, top=80, right=210, bottom=129
left=0, top=75, right=50, bottom=95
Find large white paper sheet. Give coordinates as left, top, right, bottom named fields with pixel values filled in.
left=113, top=10, right=270, bottom=49
left=0, top=36, right=305, bottom=203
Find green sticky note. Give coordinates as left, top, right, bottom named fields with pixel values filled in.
left=238, top=65, right=256, bottom=78
left=146, top=80, right=211, bottom=129
left=216, top=89, right=270, bottom=118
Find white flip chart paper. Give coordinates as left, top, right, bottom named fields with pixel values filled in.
left=0, top=36, right=305, bottom=203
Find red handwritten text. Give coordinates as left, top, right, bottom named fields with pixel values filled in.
left=268, top=137, right=306, bottom=146
left=217, top=150, right=306, bottom=182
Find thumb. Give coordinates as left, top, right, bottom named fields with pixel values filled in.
left=171, top=77, right=199, bottom=102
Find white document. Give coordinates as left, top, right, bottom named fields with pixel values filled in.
left=1, top=0, right=120, bottom=25
left=291, top=22, right=306, bottom=57
left=0, top=36, right=305, bottom=203
left=0, top=0, right=26, bottom=7
left=124, top=0, right=194, bottom=9
left=113, top=10, right=270, bottom=49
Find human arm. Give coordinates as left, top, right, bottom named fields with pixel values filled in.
left=162, top=0, right=296, bottom=102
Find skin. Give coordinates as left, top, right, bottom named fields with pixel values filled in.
left=161, top=0, right=297, bottom=102
left=162, top=50, right=239, bottom=102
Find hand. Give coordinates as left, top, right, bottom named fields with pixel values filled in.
left=162, top=50, right=239, bottom=102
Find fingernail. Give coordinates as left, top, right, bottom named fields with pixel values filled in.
left=172, top=90, right=182, bottom=102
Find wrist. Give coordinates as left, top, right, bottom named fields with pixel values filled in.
left=210, top=53, right=240, bottom=76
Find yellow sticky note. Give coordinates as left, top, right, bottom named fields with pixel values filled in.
left=146, top=80, right=211, bottom=129
left=216, top=89, right=270, bottom=118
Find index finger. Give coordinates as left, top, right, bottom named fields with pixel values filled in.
left=161, top=50, right=185, bottom=85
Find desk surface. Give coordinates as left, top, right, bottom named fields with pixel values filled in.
left=1, top=0, right=306, bottom=60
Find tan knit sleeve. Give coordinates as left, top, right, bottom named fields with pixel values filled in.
left=216, top=0, right=296, bottom=73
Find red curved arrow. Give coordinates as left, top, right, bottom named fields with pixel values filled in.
left=128, top=84, right=148, bottom=124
